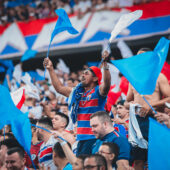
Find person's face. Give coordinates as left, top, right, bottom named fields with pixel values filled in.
left=60, top=106, right=68, bottom=115
left=5, top=152, right=25, bottom=170
left=67, top=80, right=74, bottom=87
left=98, top=145, right=114, bottom=164
left=90, top=117, right=105, bottom=139
left=81, top=70, right=96, bottom=87
left=84, top=157, right=101, bottom=170
left=116, top=104, right=128, bottom=119
left=73, top=158, right=83, bottom=170
left=52, top=115, right=65, bottom=130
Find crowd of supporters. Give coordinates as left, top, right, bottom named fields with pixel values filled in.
left=0, top=47, right=169, bottom=169
left=0, top=0, right=162, bottom=25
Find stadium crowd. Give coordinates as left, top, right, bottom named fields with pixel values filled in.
left=0, top=0, right=170, bottom=170
left=0, top=45, right=170, bottom=170
left=0, top=0, right=162, bottom=25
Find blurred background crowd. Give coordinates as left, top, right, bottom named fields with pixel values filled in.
left=0, top=0, right=162, bottom=25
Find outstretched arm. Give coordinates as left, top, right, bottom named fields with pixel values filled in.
left=43, top=58, right=72, bottom=97
left=99, top=51, right=111, bottom=96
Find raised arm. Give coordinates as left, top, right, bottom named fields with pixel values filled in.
left=99, top=51, right=111, bottom=96
left=43, top=58, right=72, bottom=97
left=52, top=131, right=77, bottom=165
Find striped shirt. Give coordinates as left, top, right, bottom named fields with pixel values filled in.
left=38, top=136, right=58, bottom=170
left=77, top=86, right=107, bottom=141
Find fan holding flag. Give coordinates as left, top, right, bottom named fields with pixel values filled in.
left=112, top=40, right=170, bottom=170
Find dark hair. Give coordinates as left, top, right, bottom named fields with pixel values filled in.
left=0, top=138, right=22, bottom=150
left=53, top=142, right=71, bottom=158
left=90, top=111, right=112, bottom=126
left=38, top=117, right=53, bottom=129
left=55, top=112, right=69, bottom=128
left=84, top=154, right=107, bottom=170
left=7, top=147, right=25, bottom=159
left=102, top=142, right=119, bottom=165
left=29, top=118, right=37, bottom=125
left=138, top=47, right=152, bottom=53
left=67, top=78, right=75, bottom=83
left=117, top=100, right=125, bottom=106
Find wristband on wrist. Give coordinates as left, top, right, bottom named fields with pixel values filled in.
left=60, top=141, right=67, bottom=146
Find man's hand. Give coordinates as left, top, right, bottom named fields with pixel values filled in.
left=139, top=103, right=152, bottom=117
left=102, top=50, right=109, bottom=62
left=155, top=112, right=170, bottom=125
left=43, top=58, right=54, bottom=71
left=112, top=118, right=124, bottom=124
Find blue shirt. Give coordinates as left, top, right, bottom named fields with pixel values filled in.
left=92, top=131, right=131, bottom=160
left=63, top=163, right=72, bottom=170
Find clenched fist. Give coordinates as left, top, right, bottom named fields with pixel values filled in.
left=43, top=58, right=53, bottom=71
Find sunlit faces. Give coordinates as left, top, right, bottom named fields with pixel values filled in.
left=5, top=152, right=25, bottom=170
left=90, top=117, right=106, bottom=139
left=52, top=115, right=66, bottom=130
left=84, top=157, right=100, bottom=170
left=81, top=70, right=95, bottom=87
left=98, top=145, right=114, bottom=164
left=116, top=104, right=129, bottom=119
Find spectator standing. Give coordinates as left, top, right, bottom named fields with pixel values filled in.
left=43, top=51, right=111, bottom=156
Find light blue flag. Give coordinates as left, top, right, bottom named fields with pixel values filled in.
left=148, top=118, right=170, bottom=170
left=0, top=85, right=32, bottom=154
left=111, top=37, right=170, bottom=95
left=47, top=8, right=79, bottom=58
left=21, top=49, right=37, bottom=62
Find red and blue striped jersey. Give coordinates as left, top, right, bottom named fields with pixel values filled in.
left=38, top=136, right=58, bottom=170
left=77, top=86, right=107, bottom=141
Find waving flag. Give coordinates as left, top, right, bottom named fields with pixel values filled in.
left=47, top=8, right=79, bottom=57
left=0, top=85, right=32, bottom=154
left=111, top=37, right=170, bottom=95
left=21, top=49, right=37, bottom=62
left=148, top=118, right=170, bottom=170
left=11, top=87, right=25, bottom=109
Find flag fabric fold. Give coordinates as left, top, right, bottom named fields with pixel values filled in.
left=148, top=118, right=170, bottom=170
left=21, top=49, right=37, bottom=62
left=0, top=85, right=32, bottom=154
left=47, top=8, right=79, bottom=58
left=111, top=37, right=170, bottom=95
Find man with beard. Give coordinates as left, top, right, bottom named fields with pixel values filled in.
left=90, top=111, right=131, bottom=170
left=36, top=117, right=58, bottom=170
left=43, top=51, right=111, bottom=156
left=5, top=147, right=25, bottom=170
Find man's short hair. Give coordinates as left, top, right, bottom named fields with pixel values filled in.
left=38, top=117, right=53, bottom=130
left=84, top=154, right=107, bottom=170
left=53, top=142, right=71, bottom=158
left=102, top=142, right=119, bottom=165
left=55, top=112, right=69, bottom=128
left=138, top=47, right=152, bottom=53
left=90, top=111, right=112, bottom=125
left=7, top=147, right=25, bottom=159
left=0, top=139, right=22, bottom=150
left=117, top=100, right=125, bottom=106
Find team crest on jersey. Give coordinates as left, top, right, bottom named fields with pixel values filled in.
left=87, top=94, right=92, bottom=101
left=31, top=154, right=36, bottom=160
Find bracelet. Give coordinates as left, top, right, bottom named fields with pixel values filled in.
left=103, top=64, right=109, bottom=70
left=60, top=141, right=67, bottom=146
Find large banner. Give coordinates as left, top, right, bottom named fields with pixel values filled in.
left=0, top=1, right=170, bottom=59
